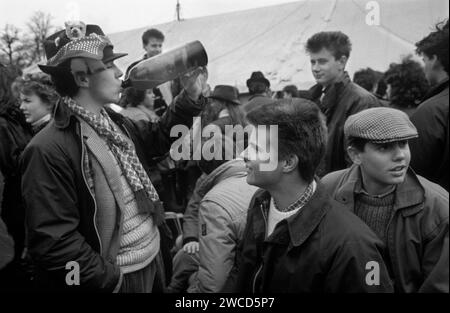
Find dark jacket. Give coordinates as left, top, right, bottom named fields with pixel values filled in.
left=410, top=79, right=449, bottom=191
left=0, top=110, right=32, bottom=258
left=0, top=216, right=14, bottom=270
left=226, top=183, right=393, bottom=293
left=243, top=94, right=273, bottom=113
left=20, top=90, right=204, bottom=291
left=322, top=165, right=449, bottom=293
left=310, top=72, right=381, bottom=176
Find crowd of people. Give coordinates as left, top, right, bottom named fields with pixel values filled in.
left=0, top=17, right=448, bottom=293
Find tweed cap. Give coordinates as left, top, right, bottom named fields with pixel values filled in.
left=344, top=107, right=418, bottom=143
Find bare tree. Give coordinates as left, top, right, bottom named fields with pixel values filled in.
left=26, top=11, right=53, bottom=62
left=0, top=24, right=22, bottom=65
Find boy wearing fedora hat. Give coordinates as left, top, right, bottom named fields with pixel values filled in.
left=20, top=22, right=207, bottom=292
left=243, top=71, right=273, bottom=113
left=322, top=107, right=449, bottom=293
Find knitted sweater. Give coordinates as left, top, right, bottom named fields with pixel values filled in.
left=82, top=117, right=160, bottom=275
left=354, top=190, right=395, bottom=245
left=116, top=166, right=160, bottom=274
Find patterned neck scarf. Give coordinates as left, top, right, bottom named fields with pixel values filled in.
left=64, top=97, right=160, bottom=205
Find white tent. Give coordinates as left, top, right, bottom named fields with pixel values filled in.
left=108, top=0, right=448, bottom=91
left=25, top=0, right=448, bottom=91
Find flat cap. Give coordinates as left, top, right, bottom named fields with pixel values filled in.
left=344, top=107, right=418, bottom=143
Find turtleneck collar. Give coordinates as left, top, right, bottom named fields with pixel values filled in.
left=31, top=113, right=51, bottom=132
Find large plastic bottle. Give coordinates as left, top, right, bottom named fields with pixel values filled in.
left=122, top=40, right=208, bottom=90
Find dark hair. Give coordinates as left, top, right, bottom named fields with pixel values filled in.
left=0, top=64, right=21, bottom=109
left=347, top=136, right=369, bottom=152
left=0, top=64, right=29, bottom=128
left=248, top=81, right=268, bottom=95
left=282, top=85, right=298, bottom=97
left=383, top=56, right=429, bottom=108
left=415, top=19, right=449, bottom=74
left=123, top=87, right=146, bottom=107
left=142, top=28, right=165, bottom=45
left=374, top=72, right=387, bottom=99
left=305, top=31, right=352, bottom=59
left=49, top=61, right=80, bottom=97
left=353, top=68, right=378, bottom=92
left=246, top=98, right=327, bottom=183
left=20, top=73, right=59, bottom=109
left=198, top=100, right=248, bottom=174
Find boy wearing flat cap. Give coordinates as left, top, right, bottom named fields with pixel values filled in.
left=20, top=22, right=207, bottom=292
left=322, top=107, right=449, bottom=293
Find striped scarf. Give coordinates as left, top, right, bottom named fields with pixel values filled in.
left=64, top=97, right=162, bottom=217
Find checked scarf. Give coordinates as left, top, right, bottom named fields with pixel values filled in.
left=64, top=97, right=161, bottom=210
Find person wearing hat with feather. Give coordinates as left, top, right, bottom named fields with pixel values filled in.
left=20, top=21, right=207, bottom=292
left=322, top=107, right=449, bottom=293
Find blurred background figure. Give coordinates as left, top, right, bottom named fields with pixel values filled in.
left=282, top=84, right=298, bottom=99
left=410, top=19, right=449, bottom=191
left=243, top=71, right=273, bottom=113
left=272, top=90, right=284, bottom=100
left=353, top=67, right=387, bottom=102
left=121, top=87, right=160, bottom=122
left=383, top=56, right=429, bottom=116
left=168, top=85, right=253, bottom=293
left=0, top=63, right=33, bottom=291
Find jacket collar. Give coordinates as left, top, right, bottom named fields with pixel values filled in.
left=311, top=71, right=351, bottom=98
left=334, top=164, right=425, bottom=212
left=422, top=78, right=449, bottom=102
left=251, top=182, right=331, bottom=248
left=198, top=159, right=247, bottom=198
left=287, top=182, right=331, bottom=247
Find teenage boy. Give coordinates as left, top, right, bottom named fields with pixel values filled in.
left=323, top=107, right=449, bottom=293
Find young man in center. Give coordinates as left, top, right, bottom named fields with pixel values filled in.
left=225, top=98, right=393, bottom=293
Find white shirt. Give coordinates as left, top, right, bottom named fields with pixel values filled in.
left=267, top=181, right=317, bottom=237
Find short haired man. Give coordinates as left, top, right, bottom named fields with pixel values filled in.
left=322, top=107, right=449, bottom=293
left=305, top=31, right=381, bottom=176
left=243, top=71, right=273, bottom=113
left=410, top=20, right=449, bottom=191
left=225, top=99, right=392, bottom=292
left=20, top=22, right=206, bottom=292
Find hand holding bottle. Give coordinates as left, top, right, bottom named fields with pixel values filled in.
left=181, top=66, right=208, bottom=101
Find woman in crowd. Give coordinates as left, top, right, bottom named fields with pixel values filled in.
left=0, top=70, right=58, bottom=290
left=121, top=87, right=160, bottom=122
left=18, top=73, right=59, bottom=133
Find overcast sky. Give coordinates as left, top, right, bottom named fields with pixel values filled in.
left=0, top=0, right=299, bottom=34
